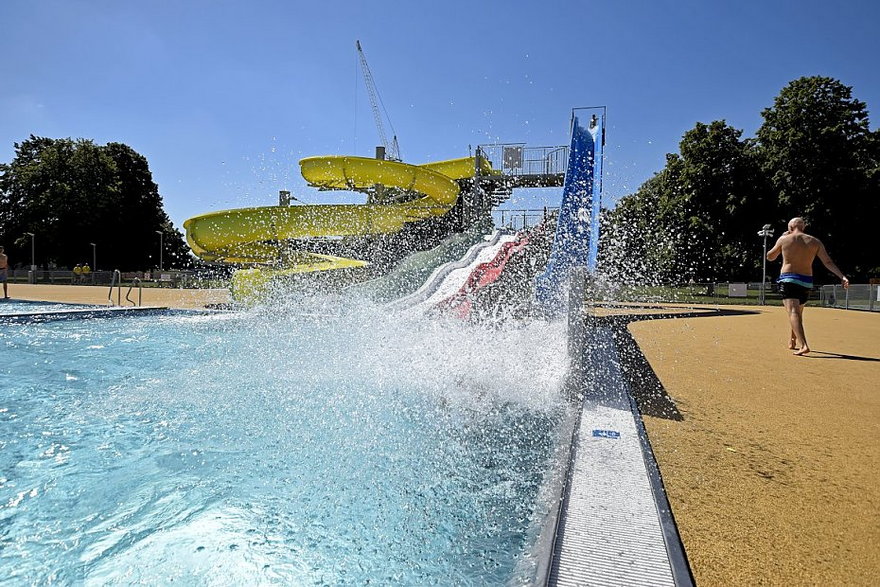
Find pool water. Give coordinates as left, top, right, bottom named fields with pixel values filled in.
left=0, top=299, right=568, bottom=584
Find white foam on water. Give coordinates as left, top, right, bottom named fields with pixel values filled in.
left=2, top=292, right=571, bottom=585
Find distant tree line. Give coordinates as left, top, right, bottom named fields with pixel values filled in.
left=0, top=136, right=190, bottom=271
left=599, top=76, right=880, bottom=284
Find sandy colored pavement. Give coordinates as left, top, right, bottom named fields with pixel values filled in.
left=630, top=306, right=880, bottom=586
left=5, top=283, right=230, bottom=309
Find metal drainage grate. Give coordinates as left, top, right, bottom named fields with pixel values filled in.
left=548, top=327, right=692, bottom=586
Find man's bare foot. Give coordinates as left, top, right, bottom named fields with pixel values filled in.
left=793, top=346, right=810, bottom=356
left=788, top=338, right=797, bottom=350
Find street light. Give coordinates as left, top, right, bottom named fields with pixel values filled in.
left=24, top=232, right=35, bottom=270
left=154, top=230, right=163, bottom=272
left=757, top=223, right=775, bottom=305
left=89, top=243, right=96, bottom=283
left=24, top=232, right=35, bottom=284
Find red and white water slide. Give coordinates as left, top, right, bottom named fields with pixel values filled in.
left=434, top=231, right=532, bottom=318
left=389, top=227, right=534, bottom=319
left=388, top=231, right=515, bottom=312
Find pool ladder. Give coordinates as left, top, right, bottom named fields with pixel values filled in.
left=107, top=270, right=143, bottom=306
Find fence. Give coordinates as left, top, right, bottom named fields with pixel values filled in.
left=8, top=269, right=196, bottom=287
left=600, top=282, right=880, bottom=309
left=478, top=144, right=569, bottom=177
left=605, top=282, right=778, bottom=305
left=492, top=208, right=558, bottom=231
left=819, top=284, right=880, bottom=311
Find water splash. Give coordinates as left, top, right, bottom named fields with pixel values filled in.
left=0, top=294, right=570, bottom=584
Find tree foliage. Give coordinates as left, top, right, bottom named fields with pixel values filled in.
left=601, top=76, right=879, bottom=283
left=757, top=76, right=879, bottom=277
left=0, top=136, right=189, bottom=270
left=601, top=121, right=768, bottom=282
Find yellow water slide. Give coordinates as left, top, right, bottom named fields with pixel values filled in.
left=183, top=155, right=493, bottom=297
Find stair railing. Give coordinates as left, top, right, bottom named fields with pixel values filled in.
left=107, top=270, right=122, bottom=306
left=125, top=277, right=143, bottom=306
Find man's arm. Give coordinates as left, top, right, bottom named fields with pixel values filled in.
left=816, top=241, right=849, bottom=288
left=766, top=234, right=786, bottom=261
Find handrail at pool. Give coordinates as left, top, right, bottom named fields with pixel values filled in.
left=108, top=269, right=122, bottom=306
left=125, top=278, right=143, bottom=307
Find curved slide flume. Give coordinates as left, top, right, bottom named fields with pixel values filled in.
left=183, top=155, right=491, bottom=298
left=385, top=230, right=507, bottom=311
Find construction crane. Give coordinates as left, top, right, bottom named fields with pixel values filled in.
left=356, top=40, right=400, bottom=161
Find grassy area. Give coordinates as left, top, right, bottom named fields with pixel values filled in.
left=607, top=284, right=792, bottom=306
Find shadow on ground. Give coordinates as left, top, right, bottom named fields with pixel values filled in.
left=591, top=306, right=757, bottom=422
left=806, top=350, right=880, bottom=362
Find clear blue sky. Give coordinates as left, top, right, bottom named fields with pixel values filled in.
left=2, top=0, right=878, bottom=231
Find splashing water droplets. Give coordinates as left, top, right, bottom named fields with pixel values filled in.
left=0, top=285, right=572, bottom=584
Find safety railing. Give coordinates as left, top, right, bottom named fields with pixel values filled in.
left=601, top=282, right=880, bottom=309
left=493, top=207, right=558, bottom=231
left=9, top=269, right=193, bottom=286
left=107, top=270, right=122, bottom=306
left=478, top=144, right=569, bottom=177
left=819, top=284, right=879, bottom=311
left=125, top=277, right=143, bottom=306
left=108, top=270, right=145, bottom=307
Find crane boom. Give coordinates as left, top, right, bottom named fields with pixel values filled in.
left=356, top=40, right=400, bottom=161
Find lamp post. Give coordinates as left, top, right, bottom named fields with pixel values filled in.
left=24, top=232, right=35, bottom=284
left=25, top=232, right=35, bottom=269
left=757, top=224, right=775, bottom=305
left=154, top=230, right=163, bottom=272
left=89, top=243, right=96, bottom=284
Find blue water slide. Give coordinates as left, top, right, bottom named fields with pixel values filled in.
left=535, top=111, right=605, bottom=314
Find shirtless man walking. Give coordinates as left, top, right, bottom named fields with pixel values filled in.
left=0, top=246, right=9, bottom=298
left=766, top=217, right=848, bottom=355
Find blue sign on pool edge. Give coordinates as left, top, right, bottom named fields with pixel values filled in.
left=592, top=429, right=620, bottom=439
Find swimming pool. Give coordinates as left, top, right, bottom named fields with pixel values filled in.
left=0, top=300, right=569, bottom=584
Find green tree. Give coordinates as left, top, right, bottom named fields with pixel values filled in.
left=102, top=142, right=191, bottom=270
left=601, top=120, right=768, bottom=283
left=757, top=76, right=879, bottom=278
left=603, top=76, right=879, bottom=284
left=676, top=120, right=771, bottom=280
left=600, top=154, right=691, bottom=284
left=0, top=136, right=189, bottom=270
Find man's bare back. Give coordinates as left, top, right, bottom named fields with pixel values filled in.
left=773, top=231, right=842, bottom=277
left=766, top=217, right=848, bottom=355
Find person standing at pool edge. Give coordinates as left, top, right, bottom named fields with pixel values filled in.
left=0, top=246, right=9, bottom=298
left=766, top=217, right=849, bottom=356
